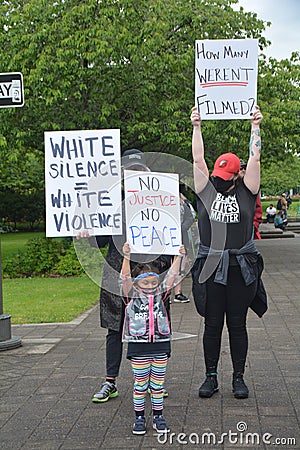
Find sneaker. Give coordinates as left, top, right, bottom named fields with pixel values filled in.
left=147, top=387, right=169, bottom=398
left=133, top=416, right=146, bottom=435
left=173, top=293, right=190, bottom=303
left=198, top=373, right=219, bottom=398
left=153, top=415, right=170, bottom=433
left=92, top=381, right=118, bottom=403
left=232, top=373, right=249, bottom=399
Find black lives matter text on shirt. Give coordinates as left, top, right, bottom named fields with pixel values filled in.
left=210, top=192, right=240, bottom=224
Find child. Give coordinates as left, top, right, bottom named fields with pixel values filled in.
left=121, top=242, right=185, bottom=435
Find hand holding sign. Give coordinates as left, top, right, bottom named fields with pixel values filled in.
left=251, top=105, right=263, bottom=126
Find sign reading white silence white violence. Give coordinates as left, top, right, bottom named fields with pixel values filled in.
left=45, top=129, right=122, bottom=237
left=195, top=39, right=258, bottom=120
left=124, top=170, right=181, bottom=255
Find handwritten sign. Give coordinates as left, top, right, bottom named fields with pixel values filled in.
left=195, top=39, right=258, bottom=120
left=124, top=171, right=181, bottom=255
left=45, top=129, right=122, bottom=237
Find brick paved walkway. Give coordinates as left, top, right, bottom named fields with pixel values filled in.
left=0, top=238, right=299, bottom=449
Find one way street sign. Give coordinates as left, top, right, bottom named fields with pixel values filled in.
left=0, top=72, right=24, bottom=108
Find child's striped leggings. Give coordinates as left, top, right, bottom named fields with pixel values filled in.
left=130, top=354, right=168, bottom=415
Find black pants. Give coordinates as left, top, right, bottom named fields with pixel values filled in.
left=106, top=329, right=123, bottom=378
left=203, top=265, right=257, bottom=374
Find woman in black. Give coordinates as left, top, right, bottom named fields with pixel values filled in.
left=190, top=106, right=267, bottom=399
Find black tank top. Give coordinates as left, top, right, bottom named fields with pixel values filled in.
left=196, top=179, right=256, bottom=250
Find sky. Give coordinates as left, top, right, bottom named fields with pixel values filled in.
left=234, top=0, right=300, bottom=60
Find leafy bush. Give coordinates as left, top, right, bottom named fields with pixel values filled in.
left=3, top=236, right=84, bottom=278
left=52, top=244, right=84, bottom=276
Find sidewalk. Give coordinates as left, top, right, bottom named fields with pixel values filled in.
left=260, top=220, right=300, bottom=239
left=1, top=237, right=299, bottom=449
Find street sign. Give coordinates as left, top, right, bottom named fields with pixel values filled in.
left=0, top=71, right=24, bottom=350
left=0, top=72, right=24, bottom=108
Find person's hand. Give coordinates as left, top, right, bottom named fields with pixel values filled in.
left=191, top=106, right=202, bottom=127
left=76, top=230, right=90, bottom=239
left=123, top=242, right=131, bottom=257
left=251, top=105, right=263, bottom=126
left=178, top=245, right=186, bottom=257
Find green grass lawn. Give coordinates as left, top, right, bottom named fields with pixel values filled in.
left=0, top=231, right=100, bottom=324
left=261, top=199, right=300, bottom=218
left=2, top=275, right=99, bottom=324
left=1, top=231, right=45, bottom=263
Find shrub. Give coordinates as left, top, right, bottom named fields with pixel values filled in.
left=3, top=236, right=83, bottom=278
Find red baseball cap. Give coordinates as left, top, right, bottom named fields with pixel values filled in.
left=211, top=153, right=240, bottom=180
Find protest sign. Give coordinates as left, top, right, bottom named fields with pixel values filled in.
left=124, top=170, right=181, bottom=255
left=45, top=129, right=122, bottom=237
left=195, top=39, right=258, bottom=120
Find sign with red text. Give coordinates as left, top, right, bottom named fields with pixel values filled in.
left=45, top=129, right=122, bottom=237
left=124, top=171, right=181, bottom=255
left=195, top=39, right=258, bottom=120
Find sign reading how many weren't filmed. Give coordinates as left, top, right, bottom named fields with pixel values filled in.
left=195, top=39, right=258, bottom=120
left=0, top=72, right=24, bottom=108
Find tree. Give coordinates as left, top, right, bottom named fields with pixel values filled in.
left=0, top=0, right=298, bottom=208
left=261, top=156, right=300, bottom=196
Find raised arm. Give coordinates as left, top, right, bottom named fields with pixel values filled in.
left=121, top=242, right=133, bottom=296
left=191, top=106, right=209, bottom=193
left=164, top=245, right=185, bottom=291
left=244, top=106, right=263, bottom=194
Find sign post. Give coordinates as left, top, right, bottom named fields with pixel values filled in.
left=0, top=72, right=23, bottom=351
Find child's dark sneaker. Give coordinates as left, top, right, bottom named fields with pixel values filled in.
left=132, top=416, right=146, bottom=435
left=92, top=381, right=118, bottom=403
left=153, top=415, right=170, bottom=433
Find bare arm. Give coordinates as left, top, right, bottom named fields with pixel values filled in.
left=121, top=242, right=133, bottom=296
left=191, top=106, right=209, bottom=193
left=244, top=106, right=263, bottom=194
left=164, top=245, right=185, bottom=291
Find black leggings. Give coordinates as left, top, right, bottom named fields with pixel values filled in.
left=106, top=329, right=123, bottom=378
left=204, top=265, right=257, bottom=374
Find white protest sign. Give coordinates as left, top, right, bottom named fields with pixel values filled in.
left=195, top=39, right=258, bottom=120
left=124, top=171, right=181, bottom=255
left=45, top=129, right=122, bottom=237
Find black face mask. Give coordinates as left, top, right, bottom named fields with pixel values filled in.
left=212, top=177, right=234, bottom=193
